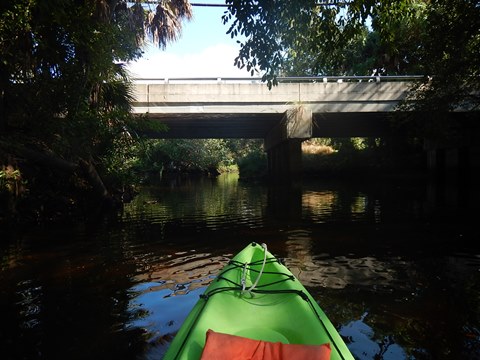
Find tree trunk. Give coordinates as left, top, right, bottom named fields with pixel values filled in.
left=78, top=158, right=111, bottom=200
left=1, top=141, right=115, bottom=204
left=4, top=142, right=78, bottom=173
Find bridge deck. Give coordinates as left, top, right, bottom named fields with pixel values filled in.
left=132, top=77, right=420, bottom=138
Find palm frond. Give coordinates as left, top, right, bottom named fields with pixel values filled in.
left=145, top=0, right=192, bottom=49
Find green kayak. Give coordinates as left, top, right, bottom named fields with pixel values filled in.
left=163, top=242, right=354, bottom=360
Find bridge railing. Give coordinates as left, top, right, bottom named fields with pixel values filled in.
left=132, top=75, right=425, bottom=84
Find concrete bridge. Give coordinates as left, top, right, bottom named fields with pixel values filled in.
left=132, top=76, right=421, bottom=177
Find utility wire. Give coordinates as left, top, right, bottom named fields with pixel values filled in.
left=191, top=3, right=227, bottom=6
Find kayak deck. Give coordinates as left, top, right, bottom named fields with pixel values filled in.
left=163, top=242, right=354, bottom=359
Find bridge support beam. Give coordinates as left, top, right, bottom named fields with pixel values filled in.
left=267, top=139, right=304, bottom=179
left=265, top=106, right=312, bottom=179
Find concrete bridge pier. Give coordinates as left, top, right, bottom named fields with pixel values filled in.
left=267, top=139, right=303, bottom=178
left=265, top=106, right=312, bottom=179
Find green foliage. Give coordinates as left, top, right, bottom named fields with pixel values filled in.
left=0, top=0, right=141, bottom=162
left=397, top=0, right=480, bottom=141
left=223, top=0, right=425, bottom=82
left=236, top=147, right=267, bottom=179
left=133, top=139, right=235, bottom=174
left=223, top=0, right=473, bottom=79
left=330, top=137, right=369, bottom=151
left=225, top=139, right=265, bottom=159
left=418, top=0, right=479, bottom=106
left=303, top=135, right=424, bottom=176
left=0, top=166, right=24, bottom=196
left=0, top=1, right=192, bottom=218
left=131, top=139, right=268, bottom=179
left=303, top=140, right=370, bottom=175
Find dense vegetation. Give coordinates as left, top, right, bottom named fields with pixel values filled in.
left=132, top=138, right=265, bottom=179
left=1, top=0, right=479, bottom=223
left=0, top=0, right=192, bottom=221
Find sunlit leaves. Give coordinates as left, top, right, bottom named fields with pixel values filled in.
left=138, top=139, right=234, bottom=172
left=394, top=0, right=480, bottom=143
left=221, top=0, right=375, bottom=82
left=222, top=0, right=433, bottom=81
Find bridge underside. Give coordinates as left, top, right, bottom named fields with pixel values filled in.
left=139, top=111, right=396, bottom=180
left=140, top=112, right=394, bottom=139
left=141, top=113, right=281, bottom=139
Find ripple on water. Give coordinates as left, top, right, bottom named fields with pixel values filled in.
left=15, top=279, right=43, bottom=330
left=340, top=312, right=410, bottom=360
left=126, top=283, right=205, bottom=358
left=125, top=250, right=229, bottom=358
left=285, top=253, right=408, bottom=291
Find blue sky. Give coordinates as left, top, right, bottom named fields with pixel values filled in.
left=127, top=1, right=248, bottom=78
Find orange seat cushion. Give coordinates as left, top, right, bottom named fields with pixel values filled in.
left=200, top=329, right=331, bottom=360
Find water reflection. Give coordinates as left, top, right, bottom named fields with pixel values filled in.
left=1, top=174, right=480, bottom=359
left=284, top=233, right=405, bottom=292
left=130, top=250, right=227, bottom=292
left=16, top=279, right=43, bottom=330
left=125, top=250, right=229, bottom=359
left=302, top=190, right=371, bottom=223
left=340, top=312, right=408, bottom=359
left=123, top=174, right=268, bottom=233
left=126, top=284, right=204, bottom=359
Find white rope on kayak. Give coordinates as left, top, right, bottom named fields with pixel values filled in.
left=242, top=243, right=268, bottom=295
left=241, top=262, right=248, bottom=292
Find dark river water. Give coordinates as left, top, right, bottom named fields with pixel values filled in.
left=1, top=173, right=479, bottom=360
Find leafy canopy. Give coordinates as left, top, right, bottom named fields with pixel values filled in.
left=0, top=0, right=192, bottom=211
left=223, top=0, right=479, bottom=119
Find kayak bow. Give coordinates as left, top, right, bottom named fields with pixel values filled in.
left=163, top=242, right=354, bottom=360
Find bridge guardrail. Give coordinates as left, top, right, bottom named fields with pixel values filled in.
left=132, top=75, right=425, bottom=84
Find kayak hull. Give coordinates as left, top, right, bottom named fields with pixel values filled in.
left=163, top=242, right=354, bottom=360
